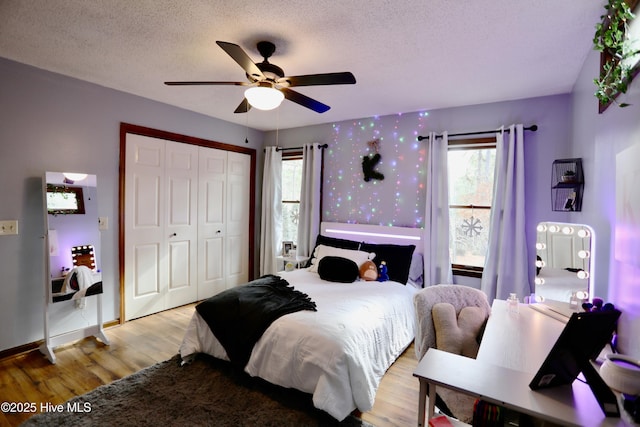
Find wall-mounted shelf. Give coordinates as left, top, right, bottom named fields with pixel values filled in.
left=551, top=158, right=583, bottom=211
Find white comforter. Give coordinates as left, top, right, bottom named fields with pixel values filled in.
left=179, top=269, right=417, bottom=420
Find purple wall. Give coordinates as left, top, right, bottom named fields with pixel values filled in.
left=267, top=94, right=574, bottom=289
left=571, top=48, right=640, bottom=358
left=0, top=58, right=264, bottom=352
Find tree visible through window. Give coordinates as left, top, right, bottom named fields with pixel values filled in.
left=448, top=137, right=496, bottom=276
left=282, top=155, right=303, bottom=247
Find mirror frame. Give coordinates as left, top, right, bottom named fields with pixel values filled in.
left=534, top=221, right=594, bottom=305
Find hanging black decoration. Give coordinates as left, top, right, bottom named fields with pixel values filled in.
left=362, top=139, right=384, bottom=182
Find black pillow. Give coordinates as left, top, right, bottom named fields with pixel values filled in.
left=360, top=243, right=416, bottom=284
left=305, top=234, right=363, bottom=268
left=317, top=256, right=360, bottom=283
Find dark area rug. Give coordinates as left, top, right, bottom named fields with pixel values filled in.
left=21, top=354, right=374, bottom=427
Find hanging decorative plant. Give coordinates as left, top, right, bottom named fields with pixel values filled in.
left=593, top=0, right=640, bottom=109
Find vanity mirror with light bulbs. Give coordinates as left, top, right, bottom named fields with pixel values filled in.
left=533, top=222, right=594, bottom=317
left=40, top=171, right=109, bottom=363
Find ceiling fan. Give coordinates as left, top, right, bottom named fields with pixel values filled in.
left=165, top=41, right=356, bottom=114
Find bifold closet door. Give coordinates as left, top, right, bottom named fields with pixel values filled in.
left=197, top=147, right=226, bottom=299
left=124, top=135, right=198, bottom=320
left=225, top=151, right=250, bottom=288
left=197, top=149, right=250, bottom=299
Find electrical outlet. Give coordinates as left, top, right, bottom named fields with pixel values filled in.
left=98, top=217, right=108, bottom=230
left=0, top=220, right=18, bottom=235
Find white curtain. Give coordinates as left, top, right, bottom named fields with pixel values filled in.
left=297, top=143, right=323, bottom=259
left=480, top=124, right=530, bottom=302
left=424, top=131, right=453, bottom=286
left=259, top=147, right=282, bottom=275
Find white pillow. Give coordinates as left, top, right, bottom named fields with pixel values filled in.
left=308, top=245, right=375, bottom=273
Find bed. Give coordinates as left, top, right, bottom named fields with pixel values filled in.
left=179, top=222, right=423, bottom=420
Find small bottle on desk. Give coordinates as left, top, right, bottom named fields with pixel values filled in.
left=507, top=293, right=519, bottom=314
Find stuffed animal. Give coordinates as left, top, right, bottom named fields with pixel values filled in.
left=359, top=260, right=378, bottom=281
left=377, top=261, right=389, bottom=282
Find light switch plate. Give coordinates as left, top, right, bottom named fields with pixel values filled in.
left=0, top=220, right=19, bottom=235
left=98, top=217, right=108, bottom=230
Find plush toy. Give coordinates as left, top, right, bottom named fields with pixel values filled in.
left=359, top=260, right=378, bottom=281
left=377, top=261, right=389, bottom=282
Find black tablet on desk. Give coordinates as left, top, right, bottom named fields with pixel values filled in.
left=529, top=308, right=622, bottom=417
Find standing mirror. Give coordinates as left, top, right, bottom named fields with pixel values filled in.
left=41, top=171, right=108, bottom=363
left=534, top=222, right=594, bottom=308
left=45, top=172, right=103, bottom=302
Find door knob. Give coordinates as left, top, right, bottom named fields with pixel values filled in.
left=170, top=232, right=177, bottom=237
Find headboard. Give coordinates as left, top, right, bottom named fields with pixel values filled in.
left=320, top=222, right=424, bottom=254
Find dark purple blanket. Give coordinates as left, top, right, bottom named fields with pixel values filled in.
left=196, top=274, right=317, bottom=369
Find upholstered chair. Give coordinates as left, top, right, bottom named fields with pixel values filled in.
left=413, top=284, right=492, bottom=423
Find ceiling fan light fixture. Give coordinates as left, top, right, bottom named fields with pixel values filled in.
left=244, top=86, right=284, bottom=110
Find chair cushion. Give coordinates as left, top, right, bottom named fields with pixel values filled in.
left=432, top=302, right=487, bottom=423
left=413, top=284, right=491, bottom=361
left=432, top=302, right=486, bottom=358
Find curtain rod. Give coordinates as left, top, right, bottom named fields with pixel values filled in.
left=417, top=124, right=538, bottom=141
left=275, top=143, right=328, bottom=152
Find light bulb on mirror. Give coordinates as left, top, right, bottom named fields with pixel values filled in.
left=575, top=290, right=589, bottom=300
left=577, top=229, right=591, bottom=238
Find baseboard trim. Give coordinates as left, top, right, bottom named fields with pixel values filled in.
left=0, top=340, right=43, bottom=361
left=0, top=319, right=120, bottom=361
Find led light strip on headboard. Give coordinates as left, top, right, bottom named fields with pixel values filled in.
left=320, top=222, right=424, bottom=252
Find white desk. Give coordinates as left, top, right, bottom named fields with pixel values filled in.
left=413, top=300, right=633, bottom=427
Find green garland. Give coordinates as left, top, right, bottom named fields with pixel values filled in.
left=593, top=0, right=639, bottom=108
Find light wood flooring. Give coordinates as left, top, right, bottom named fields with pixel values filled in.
left=0, top=303, right=420, bottom=427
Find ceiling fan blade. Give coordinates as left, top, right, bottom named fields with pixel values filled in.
left=216, top=41, right=265, bottom=81
left=234, top=98, right=251, bottom=114
left=164, top=81, right=251, bottom=86
left=280, top=88, right=330, bottom=113
left=279, top=72, right=356, bottom=87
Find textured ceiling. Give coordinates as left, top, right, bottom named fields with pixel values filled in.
left=0, top=1, right=605, bottom=131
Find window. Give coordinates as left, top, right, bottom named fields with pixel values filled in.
left=46, top=184, right=86, bottom=215
left=282, top=154, right=303, bottom=247
left=448, top=137, right=496, bottom=277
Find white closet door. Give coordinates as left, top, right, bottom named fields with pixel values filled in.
left=164, top=141, right=199, bottom=309
left=225, top=151, right=250, bottom=287
left=125, top=136, right=198, bottom=319
left=125, top=134, right=167, bottom=320
left=197, top=147, right=227, bottom=299
left=125, top=133, right=251, bottom=319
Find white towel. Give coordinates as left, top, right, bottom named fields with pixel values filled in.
left=62, top=265, right=94, bottom=295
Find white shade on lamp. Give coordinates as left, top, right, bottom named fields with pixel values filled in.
left=63, top=172, right=88, bottom=182
left=244, top=87, right=284, bottom=110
